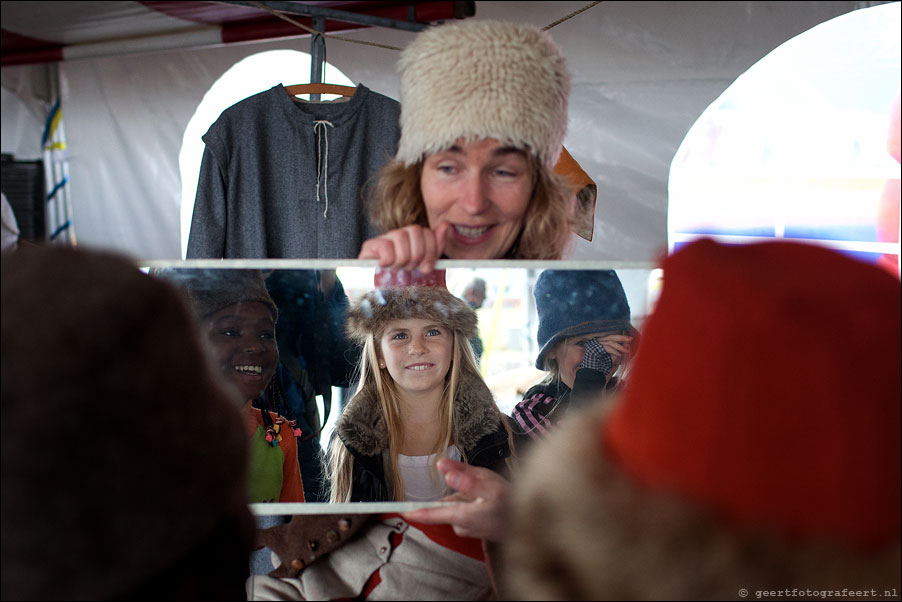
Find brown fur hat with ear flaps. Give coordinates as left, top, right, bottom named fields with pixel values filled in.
left=346, top=286, right=477, bottom=343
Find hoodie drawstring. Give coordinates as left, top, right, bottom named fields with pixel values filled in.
left=313, top=120, right=334, bottom=218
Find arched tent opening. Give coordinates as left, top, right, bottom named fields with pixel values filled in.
left=669, top=2, right=901, bottom=276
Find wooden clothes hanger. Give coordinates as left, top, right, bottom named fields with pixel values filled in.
left=284, top=83, right=357, bottom=98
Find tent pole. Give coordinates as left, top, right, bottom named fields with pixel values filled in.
left=309, top=16, right=325, bottom=101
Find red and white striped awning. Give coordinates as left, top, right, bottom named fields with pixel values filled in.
left=1, top=1, right=465, bottom=66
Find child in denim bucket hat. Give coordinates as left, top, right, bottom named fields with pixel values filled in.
left=511, top=269, right=638, bottom=441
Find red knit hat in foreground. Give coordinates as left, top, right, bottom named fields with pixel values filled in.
left=604, top=239, right=901, bottom=548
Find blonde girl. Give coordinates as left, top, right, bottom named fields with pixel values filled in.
left=328, top=285, right=515, bottom=503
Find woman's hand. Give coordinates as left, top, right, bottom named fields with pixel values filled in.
left=358, top=223, right=450, bottom=273
left=401, top=458, right=511, bottom=542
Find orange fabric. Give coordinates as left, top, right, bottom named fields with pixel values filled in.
left=253, top=408, right=305, bottom=503
left=603, top=239, right=901, bottom=549
left=554, top=146, right=596, bottom=241
left=555, top=146, right=594, bottom=195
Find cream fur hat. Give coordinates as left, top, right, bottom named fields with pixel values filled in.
left=396, top=20, right=570, bottom=169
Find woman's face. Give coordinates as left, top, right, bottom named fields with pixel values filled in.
left=205, top=302, right=279, bottom=402
left=550, top=332, right=625, bottom=390
left=421, top=137, right=533, bottom=259
left=378, top=318, right=453, bottom=398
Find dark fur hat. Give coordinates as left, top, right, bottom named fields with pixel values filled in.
left=152, top=267, right=278, bottom=322
left=1, top=247, right=249, bottom=600
left=346, top=286, right=477, bottom=343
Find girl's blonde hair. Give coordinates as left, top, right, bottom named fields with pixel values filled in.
left=328, top=324, right=511, bottom=503
left=366, top=154, right=573, bottom=260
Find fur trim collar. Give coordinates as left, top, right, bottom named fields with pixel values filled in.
left=336, top=370, right=500, bottom=457
left=501, top=401, right=901, bottom=600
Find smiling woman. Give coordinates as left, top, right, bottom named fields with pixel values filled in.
left=419, top=141, right=534, bottom=260
left=359, top=20, right=574, bottom=270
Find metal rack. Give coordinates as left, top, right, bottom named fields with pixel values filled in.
left=221, top=2, right=474, bottom=98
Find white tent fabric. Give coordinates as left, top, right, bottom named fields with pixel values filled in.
left=669, top=3, right=901, bottom=269
left=0, top=1, right=885, bottom=260
left=0, top=83, right=44, bottom=160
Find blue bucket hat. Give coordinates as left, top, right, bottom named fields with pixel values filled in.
left=534, top=270, right=638, bottom=369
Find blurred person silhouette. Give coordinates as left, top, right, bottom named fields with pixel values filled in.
left=1, top=246, right=253, bottom=600
left=463, top=277, right=487, bottom=361
left=502, top=239, right=901, bottom=600
left=264, top=269, right=358, bottom=502
left=463, top=278, right=487, bottom=310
